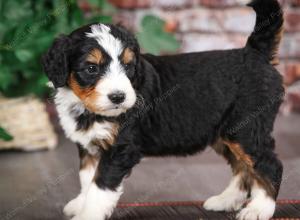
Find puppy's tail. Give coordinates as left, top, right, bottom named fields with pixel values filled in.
left=246, top=0, right=284, bottom=65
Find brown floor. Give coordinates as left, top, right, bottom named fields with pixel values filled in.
left=112, top=201, right=300, bottom=219
left=0, top=114, right=300, bottom=220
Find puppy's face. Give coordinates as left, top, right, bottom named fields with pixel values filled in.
left=43, top=24, right=139, bottom=117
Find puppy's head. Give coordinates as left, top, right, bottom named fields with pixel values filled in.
left=42, top=24, right=140, bottom=117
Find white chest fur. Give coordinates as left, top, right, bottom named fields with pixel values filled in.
left=55, top=88, right=115, bottom=148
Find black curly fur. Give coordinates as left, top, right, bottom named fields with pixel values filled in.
left=41, top=35, right=72, bottom=88
left=247, top=0, right=284, bottom=63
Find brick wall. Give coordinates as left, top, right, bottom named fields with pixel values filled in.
left=110, top=0, right=300, bottom=113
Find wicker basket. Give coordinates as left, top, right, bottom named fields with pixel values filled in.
left=0, top=96, right=58, bottom=151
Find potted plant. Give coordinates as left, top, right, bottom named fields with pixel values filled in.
left=0, top=0, right=179, bottom=150
left=0, top=0, right=113, bottom=150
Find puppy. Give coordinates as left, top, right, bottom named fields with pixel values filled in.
left=42, top=0, right=284, bottom=219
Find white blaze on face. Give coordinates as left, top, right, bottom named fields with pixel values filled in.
left=86, top=24, right=136, bottom=117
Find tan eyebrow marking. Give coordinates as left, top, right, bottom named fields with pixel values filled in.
left=122, top=48, right=135, bottom=64
left=86, top=48, right=104, bottom=64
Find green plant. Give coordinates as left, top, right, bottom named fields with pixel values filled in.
left=0, top=0, right=180, bottom=143
left=0, top=1, right=180, bottom=98
left=0, top=0, right=180, bottom=142
left=0, top=0, right=115, bottom=141
left=0, top=0, right=113, bottom=97
left=0, top=126, right=13, bottom=141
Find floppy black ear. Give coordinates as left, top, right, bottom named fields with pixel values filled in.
left=41, top=35, right=71, bottom=88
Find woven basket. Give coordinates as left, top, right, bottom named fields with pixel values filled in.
left=0, top=96, right=57, bottom=151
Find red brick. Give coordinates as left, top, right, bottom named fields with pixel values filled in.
left=285, top=9, right=300, bottom=32
left=113, top=10, right=137, bottom=30
left=278, top=62, right=300, bottom=85
left=181, top=33, right=247, bottom=53
left=223, top=8, right=255, bottom=33
left=157, top=8, right=254, bottom=34
left=151, top=0, right=197, bottom=8
left=285, top=84, right=300, bottom=113
left=199, top=0, right=246, bottom=8
left=161, top=9, right=223, bottom=33
left=290, top=0, right=300, bottom=7
left=279, top=34, right=300, bottom=58
left=109, top=0, right=151, bottom=9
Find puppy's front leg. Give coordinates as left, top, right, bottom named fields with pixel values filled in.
left=72, top=143, right=141, bottom=220
left=64, top=144, right=99, bottom=217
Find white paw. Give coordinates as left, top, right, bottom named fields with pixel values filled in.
left=203, top=175, right=247, bottom=212
left=70, top=183, right=123, bottom=220
left=63, top=194, right=85, bottom=217
left=203, top=193, right=246, bottom=212
left=237, top=198, right=275, bottom=220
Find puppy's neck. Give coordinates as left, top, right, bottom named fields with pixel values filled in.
left=54, top=87, right=120, bottom=150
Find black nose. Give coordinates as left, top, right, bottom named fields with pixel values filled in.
left=108, top=91, right=126, bottom=104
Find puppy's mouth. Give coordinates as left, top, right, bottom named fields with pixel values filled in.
left=106, top=103, right=125, bottom=110
left=92, top=95, right=137, bottom=117
left=102, top=96, right=137, bottom=116
left=101, top=107, right=126, bottom=117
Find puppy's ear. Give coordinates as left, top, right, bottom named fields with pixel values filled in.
left=41, top=35, right=72, bottom=88
left=133, top=56, right=153, bottom=90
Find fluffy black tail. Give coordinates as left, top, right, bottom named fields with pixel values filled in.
left=246, top=0, right=284, bottom=65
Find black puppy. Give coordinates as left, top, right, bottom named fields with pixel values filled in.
left=42, top=0, right=284, bottom=219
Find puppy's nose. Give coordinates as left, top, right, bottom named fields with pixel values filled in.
left=108, top=91, right=126, bottom=104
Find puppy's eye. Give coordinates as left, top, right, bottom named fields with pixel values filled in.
left=86, top=65, right=98, bottom=74
left=124, top=63, right=133, bottom=69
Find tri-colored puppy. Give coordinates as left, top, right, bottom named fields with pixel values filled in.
left=42, top=0, right=284, bottom=219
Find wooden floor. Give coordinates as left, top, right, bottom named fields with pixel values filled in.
left=112, top=201, right=300, bottom=220
left=0, top=114, right=300, bottom=220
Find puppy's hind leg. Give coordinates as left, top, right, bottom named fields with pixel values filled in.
left=236, top=139, right=282, bottom=220
left=64, top=144, right=100, bottom=217
left=203, top=141, right=249, bottom=212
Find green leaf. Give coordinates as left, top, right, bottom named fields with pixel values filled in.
left=0, top=66, right=17, bottom=90
left=136, top=32, right=160, bottom=55
left=3, top=1, right=32, bottom=22
left=87, top=15, right=112, bottom=24
left=15, top=50, right=34, bottom=62
left=137, top=15, right=180, bottom=55
left=22, top=70, right=35, bottom=79
left=100, top=0, right=116, bottom=14
left=70, top=7, right=84, bottom=27
left=141, top=15, right=165, bottom=31
left=154, top=32, right=180, bottom=51
left=0, top=126, right=13, bottom=141
left=87, top=0, right=116, bottom=15
left=87, top=0, right=101, bottom=7
left=34, top=74, right=49, bottom=96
